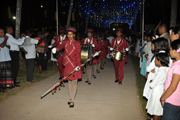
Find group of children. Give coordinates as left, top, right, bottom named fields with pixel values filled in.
left=139, top=25, right=180, bottom=120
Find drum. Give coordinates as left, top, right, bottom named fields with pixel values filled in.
left=111, top=51, right=125, bottom=61
left=81, top=44, right=93, bottom=65
left=55, top=49, right=64, bottom=59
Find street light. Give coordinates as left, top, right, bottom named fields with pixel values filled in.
left=13, top=16, right=16, bottom=20
left=41, top=5, right=43, bottom=8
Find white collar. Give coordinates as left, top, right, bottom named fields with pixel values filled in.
left=26, top=36, right=30, bottom=38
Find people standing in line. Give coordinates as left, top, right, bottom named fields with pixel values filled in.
left=35, top=31, right=46, bottom=73
left=158, top=24, right=171, bottom=45
left=146, top=53, right=170, bottom=120
left=135, top=35, right=141, bottom=56
left=0, top=28, right=14, bottom=92
left=20, top=30, right=43, bottom=83
left=170, top=26, right=180, bottom=42
left=82, top=29, right=98, bottom=85
left=48, top=27, right=67, bottom=80
left=109, top=28, right=128, bottom=85
left=42, top=31, right=49, bottom=71
left=6, top=26, right=26, bottom=87
left=139, top=32, right=148, bottom=68
left=52, top=27, right=81, bottom=108
left=161, top=40, right=180, bottom=120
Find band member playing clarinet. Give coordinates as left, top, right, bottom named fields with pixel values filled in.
left=109, top=28, right=128, bottom=85
left=52, top=27, right=81, bottom=108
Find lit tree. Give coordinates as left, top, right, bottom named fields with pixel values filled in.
left=15, top=0, right=22, bottom=39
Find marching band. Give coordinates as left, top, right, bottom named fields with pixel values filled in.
left=47, top=27, right=129, bottom=107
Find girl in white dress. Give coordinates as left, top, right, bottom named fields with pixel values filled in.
left=143, top=38, right=170, bottom=99
left=146, top=53, right=170, bottom=120
left=51, top=35, right=57, bottom=67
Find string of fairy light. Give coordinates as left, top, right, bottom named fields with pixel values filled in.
left=61, top=0, right=145, bottom=28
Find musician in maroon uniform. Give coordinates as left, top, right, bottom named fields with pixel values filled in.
left=83, top=29, right=98, bottom=85
left=48, top=27, right=67, bottom=80
left=52, top=27, right=81, bottom=108
left=110, top=28, right=128, bottom=85
left=99, top=34, right=105, bottom=70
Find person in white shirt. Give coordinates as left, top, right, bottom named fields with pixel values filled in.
left=6, top=26, right=25, bottom=87
left=0, top=28, right=14, bottom=91
left=20, top=30, right=43, bottom=83
left=135, top=35, right=141, bottom=57
left=50, top=34, right=57, bottom=67
left=146, top=53, right=170, bottom=120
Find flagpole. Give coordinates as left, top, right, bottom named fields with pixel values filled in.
left=56, top=0, right=58, bottom=35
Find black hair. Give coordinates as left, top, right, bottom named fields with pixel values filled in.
left=172, top=26, right=180, bottom=37
left=44, top=30, right=49, bottom=34
left=37, top=31, right=41, bottom=36
left=171, top=39, right=180, bottom=51
left=155, top=53, right=169, bottom=67
left=5, top=25, right=12, bottom=32
left=0, top=28, right=4, bottom=31
left=25, top=30, right=32, bottom=35
left=159, top=24, right=168, bottom=31
left=152, top=37, right=169, bottom=53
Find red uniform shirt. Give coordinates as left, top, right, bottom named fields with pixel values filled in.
left=111, top=38, right=128, bottom=62
left=56, top=39, right=82, bottom=80
left=83, top=37, right=98, bottom=64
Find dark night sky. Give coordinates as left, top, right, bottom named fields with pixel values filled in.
left=0, top=0, right=179, bottom=34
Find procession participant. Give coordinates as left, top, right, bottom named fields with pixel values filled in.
left=170, top=26, right=180, bottom=42
left=107, top=33, right=114, bottom=58
left=96, top=34, right=101, bottom=73
left=0, top=28, right=14, bottom=92
left=92, top=33, right=99, bottom=78
left=76, top=33, right=83, bottom=44
left=158, top=24, right=171, bottom=46
left=83, top=29, right=97, bottom=85
left=52, top=27, right=81, bottom=108
left=48, top=27, right=67, bottom=80
left=99, top=34, right=105, bottom=70
left=103, top=34, right=110, bottom=64
left=6, top=26, right=26, bottom=87
left=20, top=30, right=43, bottom=83
left=109, top=28, right=128, bottom=85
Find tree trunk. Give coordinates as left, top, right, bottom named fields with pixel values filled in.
left=66, top=0, right=73, bottom=28
left=15, top=0, right=23, bottom=60
left=15, top=0, right=22, bottom=39
left=170, top=0, right=177, bottom=27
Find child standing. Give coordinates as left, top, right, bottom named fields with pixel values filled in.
left=146, top=53, right=170, bottom=120
left=143, top=38, right=170, bottom=99
left=161, top=40, right=180, bottom=120
left=50, top=34, right=57, bottom=67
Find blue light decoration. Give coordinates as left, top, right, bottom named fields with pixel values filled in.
left=61, top=0, right=145, bottom=29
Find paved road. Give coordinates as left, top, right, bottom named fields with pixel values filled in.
left=0, top=56, right=145, bottom=120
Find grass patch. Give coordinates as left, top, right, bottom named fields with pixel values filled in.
left=131, top=55, right=151, bottom=119
left=0, top=60, right=58, bottom=102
